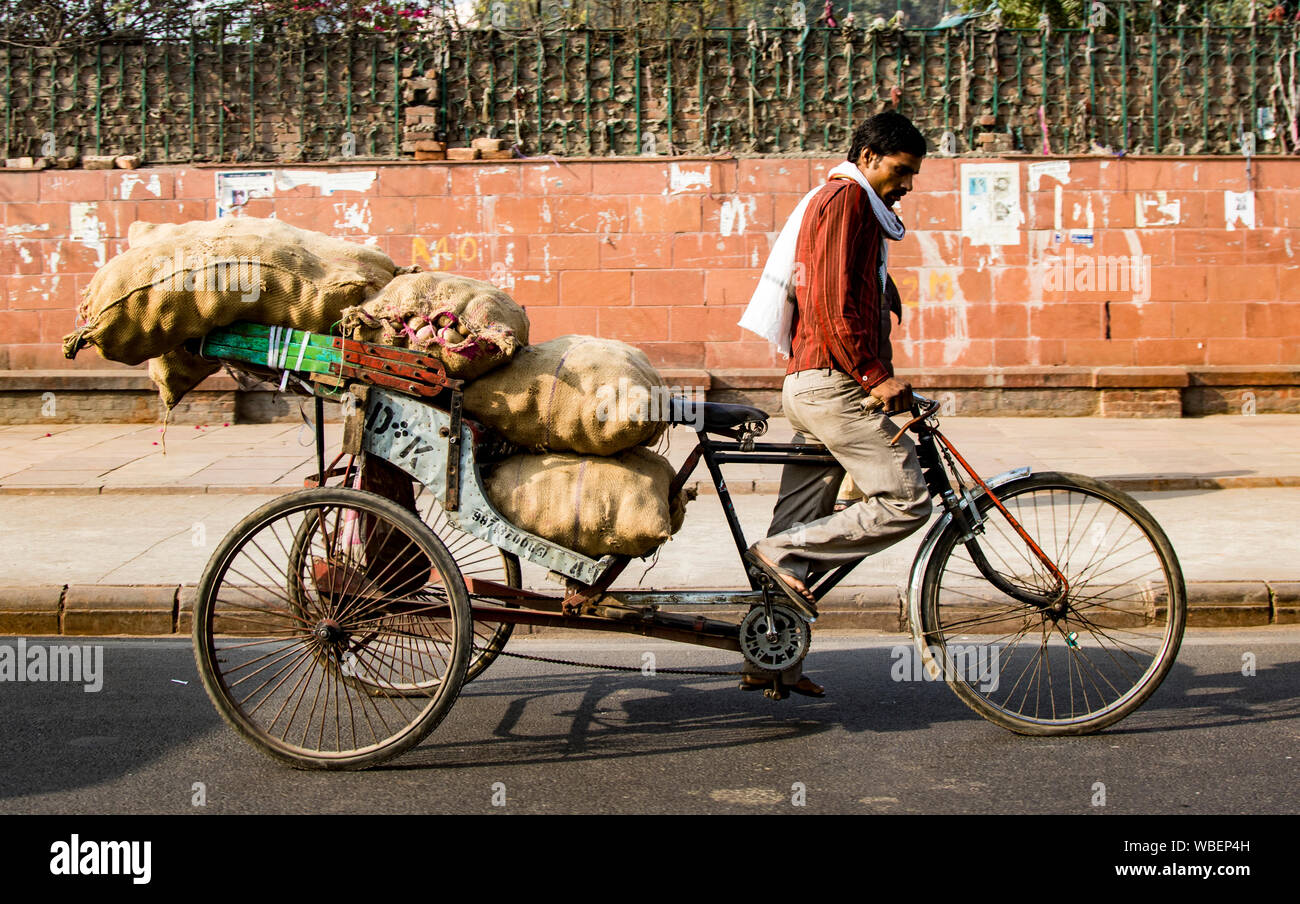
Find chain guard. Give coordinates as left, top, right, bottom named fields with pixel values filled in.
left=739, top=604, right=810, bottom=672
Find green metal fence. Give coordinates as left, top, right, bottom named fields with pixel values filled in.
left=2, top=18, right=1296, bottom=161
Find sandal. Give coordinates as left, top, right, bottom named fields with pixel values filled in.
left=739, top=674, right=826, bottom=698
left=788, top=675, right=825, bottom=697
left=744, top=549, right=818, bottom=620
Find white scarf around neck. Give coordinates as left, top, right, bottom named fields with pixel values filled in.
left=738, top=160, right=905, bottom=356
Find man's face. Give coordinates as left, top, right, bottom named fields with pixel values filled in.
left=857, top=149, right=923, bottom=207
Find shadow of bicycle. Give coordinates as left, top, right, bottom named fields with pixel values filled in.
left=388, top=641, right=1300, bottom=771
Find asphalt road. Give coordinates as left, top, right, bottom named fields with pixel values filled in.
left=0, top=630, right=1296, bottom=815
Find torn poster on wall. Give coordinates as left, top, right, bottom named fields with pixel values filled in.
left=1224, top=191, right=1256, bottom=230
left=216, top=170, right=275, bottom=218
left=1027, top=160, right=1071, bottom=191
left=960, top=163, right=1023, bottom=245
left=1135, top=191, right=1181, bottom=227
left=275, top=169, right=377, bottom=195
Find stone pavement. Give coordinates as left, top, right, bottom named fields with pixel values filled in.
left=2, top=414, right=1299, bottom=495
left=0, top=415, right=1297, bottom=634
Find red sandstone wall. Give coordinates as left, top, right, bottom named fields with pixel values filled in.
left=1, top=156, right=1295, bottom=374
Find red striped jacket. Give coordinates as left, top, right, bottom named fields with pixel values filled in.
left=786, top=176, right=900, bottom=390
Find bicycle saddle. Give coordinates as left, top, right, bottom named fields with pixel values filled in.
left=667, top=396, right=769, bottom=437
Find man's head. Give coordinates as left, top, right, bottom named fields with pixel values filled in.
left=847, top=111, right=926, bottom=206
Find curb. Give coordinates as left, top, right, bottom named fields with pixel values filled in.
left=1, top=581, right=1296, bottom=636
left=3, top=475, right=1300, bottom=496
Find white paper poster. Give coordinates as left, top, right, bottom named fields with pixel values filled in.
left=961, top=163, right=1023, bottom=245
left=275, top=169, right=377, bottom=195
left=1224, top=191, right=1256, bottom=231
left=1027, top=160, right=1071, bottom=191
left=216, top=170, right=276, bottom=218
left=1135, top=191, right=1182, bottom=227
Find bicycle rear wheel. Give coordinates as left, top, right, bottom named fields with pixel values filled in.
left=285, top=482, right=522, bottom=688
left=193, top=488, right=471, bottom=770
left=914, top=472, right=1186, bottom=735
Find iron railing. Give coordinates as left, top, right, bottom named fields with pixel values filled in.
left=2, top=15, right=1296, bottom=161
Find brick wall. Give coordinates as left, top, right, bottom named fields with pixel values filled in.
left=1, top=155, right=1296, bottom=380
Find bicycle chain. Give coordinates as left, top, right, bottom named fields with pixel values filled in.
left=465, top=592, right=748, bottom=675
left=471, top=644, right=743, bottom=676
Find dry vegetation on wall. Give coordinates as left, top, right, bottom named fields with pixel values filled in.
left=2, top=0, right=1297, bottom=162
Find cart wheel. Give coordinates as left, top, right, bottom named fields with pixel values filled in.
left=412, top=484, right=520, bottom=683
left=193, top=488, right=471, bottom=770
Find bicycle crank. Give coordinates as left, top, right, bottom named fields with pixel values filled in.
left=739, top=604, right=810, bottom=674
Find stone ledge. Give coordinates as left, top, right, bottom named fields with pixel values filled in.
left=658, top=368, right=711, bottom=390
left=1188, top=366, right=1300, bottom=387
left=177, top=586, right=197, bottom=635
left=1185, top=581, right=1272, bottom=627
left=1094, top=367, right=1188, bottom=388
left=703, top=366, right=1300, bottom=392
left=7, top=366, right=1294, bottom=391
left=3, top=367, right=1299, bottom=423
left=0, top=370, right=241, bottom=391
left=710, top=369, right=787, bottom=390
left=1269, top=581, right=1300, bottom=625
left=62, top=585, right=176, bottom=635
left=0, top=585, right=63, bottom=634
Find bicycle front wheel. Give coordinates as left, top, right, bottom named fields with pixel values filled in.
left=915, top=472, right=1186, bottom=735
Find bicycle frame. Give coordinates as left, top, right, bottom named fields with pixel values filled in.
left=904, top=397, right=1069, bottom=611
left=671, top=394, right=1067, bottom=612
left=313, top=381, right=1071, bottom=648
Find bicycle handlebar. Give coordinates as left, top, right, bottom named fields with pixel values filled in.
left=863, top=391, right=940, bottom=421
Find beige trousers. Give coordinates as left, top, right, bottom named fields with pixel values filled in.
left=755, top=368, right=932, bottom=580
left=744, top=369, right=932, bottom=683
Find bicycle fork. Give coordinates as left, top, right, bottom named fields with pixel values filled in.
left=914, top=430, right=1070, bottom=615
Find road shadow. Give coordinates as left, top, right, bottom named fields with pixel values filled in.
left=2, top=638, right=1295, bottom=793
left=391, top=643, right=1300, bottom=771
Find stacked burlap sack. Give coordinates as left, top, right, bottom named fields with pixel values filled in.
left=465, top=335, right=689, bottom=559
left=63, top=217, right=531, bottom=409
left=64, top=217, right=399, bottom=408
left=340, top=271, right=529, bottom=380
left=65, top=214, right=681, bottom=558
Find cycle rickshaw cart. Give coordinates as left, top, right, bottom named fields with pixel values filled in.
left=191, top=322, right=1188, bottom=770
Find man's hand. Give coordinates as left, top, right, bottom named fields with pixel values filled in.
left=869, top=377, right=915, bottom=415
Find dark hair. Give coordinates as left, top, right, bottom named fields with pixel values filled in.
left=847, top=111, right=927, bottom=163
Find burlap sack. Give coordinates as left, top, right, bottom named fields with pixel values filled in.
left=148, top=347, right=222, bottom=411
left=64, top=217, right=397, bottom=407
left=463, top=335, right=667, bottom=456
left=340, top=272, right=528, bottom=380
left=484, top=447, right=687, bottom=558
